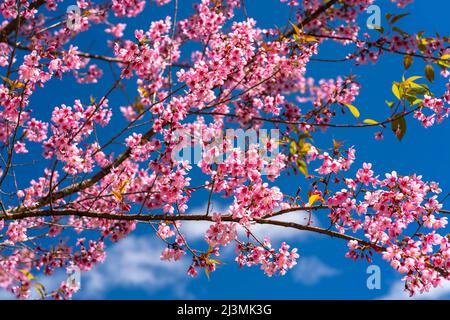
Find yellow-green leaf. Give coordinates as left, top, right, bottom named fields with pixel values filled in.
left=290, top=141, right=297, bottom=154
left=392, top=83, right=402, bottom=100
left=111, top=190, right=123, bottom=202
left=412, top=98, right=423, bottom=106
left=308, top=194, right=321, bottom=206
left=207, top=258, right=224, bottom=265
left=1, top=76, right=25, bottom=90
left=386, top=100, right=395, bottom=108
left=344, top=104, right=360, bottom=118
left=332, top=139, right=343, bottom=150
left=138, top=87, right=150, bottom=98
left=425, top=64, right=435, bottom=82
left=296, top=159, right=308, bottom=176
left=363, top=119, right=379, bottom=125
left=390, top=13, right=410, bottom=24
left=289, top=21, right=301, bottom=37
left=404, top=55, right=413, bottom=70
left=301, top=35, right=319, bottom=43
left=391, top=115, right=407, bottom=141
left=118, top=179, right=129, bottom=193
left=437, top=54, right=450, bottom=69
left=300, top=142, right=311, bottom=153
left=20, top=269, right=35, bottom=281
left=34, top=283, right=46, bottom=300
left=405, top=76, right=422, bottom=83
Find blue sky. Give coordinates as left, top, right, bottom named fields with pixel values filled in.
left=1, top=0, right=450, bottom=300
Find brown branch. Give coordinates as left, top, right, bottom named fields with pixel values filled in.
left=305, top=33, right=450, bottom=63
left=0, top=208, right=376, bottom=247
left=282, top=0, right=340, bottom=39
left=3, top=206, right=447, bottom=274
left=5, top=206, right=449, bottom=242
left=3, top=204, right=449, bottom=276
left=189, top=106, right=420, bottom=128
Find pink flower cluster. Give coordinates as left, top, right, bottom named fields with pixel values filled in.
left=236, top=240, right=299, bottom=276
left=307, top=148, right=448, bottom=295
left=205, top=213, right=237, bottom=247
left=414, top=94, right=450, bottom=128
left=0, top=0, right=449, bottom=300
left=44, top=100, right=112, bottom=174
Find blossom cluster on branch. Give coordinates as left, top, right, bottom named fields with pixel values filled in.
left=0, top=0, right=449, bottom=299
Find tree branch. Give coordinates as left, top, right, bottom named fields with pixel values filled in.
left=0, top=208, right=377, bottom=248
left=282, top=0, right=340, bottom=39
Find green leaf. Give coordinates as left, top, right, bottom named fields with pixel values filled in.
left=290, top=141, right=297, bottom=154
left=296, top=159, right=308, bottom=176
left=407, top=87, right=428, bottom=95
left=425, top=64, right=435, bottom=82
left=344, top=103, right=360, bottom=118
left=412, top=98, right=423, bottom=106
left=437, top=54, right=450, bottom=69
left=289, top=21, right=318, bottom=43
left=392, top=26, right=409, bottom=36
left=403, top=55, right=413, bottom=70
left=34, top=283, right=46, bottom=300
left=391, top=115, right=407, bottom=141
left=373, top=26, right=384, bottom=33
left=390, top=13, right=410, bottom=24
left=289, top=21, right=301, bottom=37
left=1, top=76, right=25, bottom=90
left=386, top=100, right=395, bottom=108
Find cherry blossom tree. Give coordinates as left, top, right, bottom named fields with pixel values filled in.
left=0, top=0, right=449, bottom=299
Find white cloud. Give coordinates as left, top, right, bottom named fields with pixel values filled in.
left=381, top=280, right=450, bottom=300
left=250, top=211, right=321, bottom=241
left=292, top=256, right=340, bottom=285
left=2, top=236, right=196, bottom=300
left=79, top=236, right=192, bottom=299
left=0, top=203, right=325, bottom=300
left=179, top=202, right=228, bottom=240
left=0, top=272, right=65, bottom=300
left=181, top=202, right=321, bottom=243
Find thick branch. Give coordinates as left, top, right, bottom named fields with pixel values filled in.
left=2, top=206, right=448, bottom=276
left=282, top=0, right=340, bottom=39
left=190, top=106, right=420, bottom=128
left=1, top=208, right=376, bottom=248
